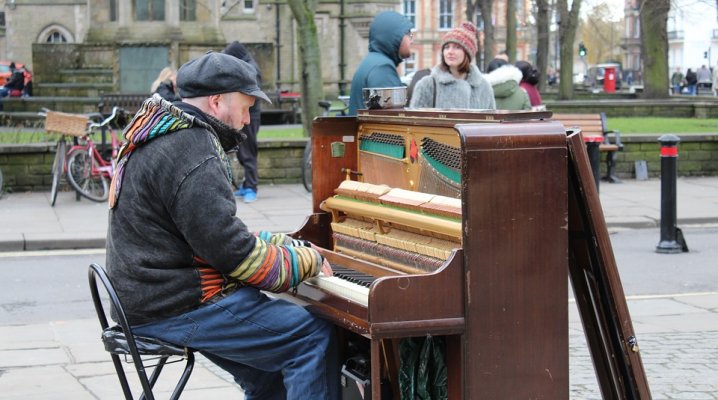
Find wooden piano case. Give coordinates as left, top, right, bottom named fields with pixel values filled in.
left=288, top=109, right=650, bottom=399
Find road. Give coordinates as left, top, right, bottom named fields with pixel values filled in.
left=1, top=227, right=717, bottom=398
left=2, top=227, right=715, bottom=326
left=0, top=249, right=102, bottom=325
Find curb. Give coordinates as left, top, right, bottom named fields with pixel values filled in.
left=2, top=220, right=718, bottom=253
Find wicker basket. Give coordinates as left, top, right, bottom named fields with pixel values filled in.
left=45, top=111, right=90, bottom=137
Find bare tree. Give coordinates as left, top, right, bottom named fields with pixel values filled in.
left=640, top=0, right=670, bottom=98
left=557, top=0, right=582, bottom=100
left=506, top=0, right=517, bottom=62
left=466, top=0, right=496, bottom=70
left=535, top=0, right=551, bottom=92
left=465, top=0, right=482, bottom=68
left=478, top=0, right=495, bottom=70
left=287, top=0, right=323, bottom=136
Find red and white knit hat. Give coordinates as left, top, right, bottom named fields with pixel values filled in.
left=441, top=22, right=479, bottom=59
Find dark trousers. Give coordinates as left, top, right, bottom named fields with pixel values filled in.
left=238, top=110, right=260, bottom=191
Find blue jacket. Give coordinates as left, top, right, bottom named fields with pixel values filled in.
left=348, top=11, right=413, bottom=115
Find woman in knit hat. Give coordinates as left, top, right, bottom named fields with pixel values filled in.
left=409, top=21, right=495, bottom=110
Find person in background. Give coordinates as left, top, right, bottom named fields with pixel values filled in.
left=224, top=41, right=262, bottom=203
left=547, top=66, right=558, bottom=86
left=150, top=67, right=180, bottom=102
left=485, top=58, right=531, bottom=110
left=106, top=52, right=338, bottom=399
left=696, top=64, right=712, bottom=95
left=1, top=62, right=25, bottom=98
left=408, top=22, right=494, bottom=110
left=671, top=68, right=684, bottom=95
left=684, top=68, right=697, bottom=96
left=347, top=11, right=413, bottom=115
left=713, top=64, right=718, bottom=96
left=515, top=60, right=542, bottom=109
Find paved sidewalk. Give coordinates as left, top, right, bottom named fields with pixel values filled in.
left=0, top=177, right=717, bottom=399
left=1, top=177, right=717, bottom=251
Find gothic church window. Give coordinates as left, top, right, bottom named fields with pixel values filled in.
left=46, top=31, right=67, bottom=43
left=38, top=24, right=74, bottom=43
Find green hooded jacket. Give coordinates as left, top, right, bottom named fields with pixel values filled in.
left=485, top=65, right=531, bottom=111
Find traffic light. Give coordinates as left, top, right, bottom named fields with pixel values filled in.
left=578, top=42, right=587, bottom=58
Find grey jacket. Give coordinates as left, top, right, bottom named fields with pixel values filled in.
left=409, top=64, right=496, bottom=110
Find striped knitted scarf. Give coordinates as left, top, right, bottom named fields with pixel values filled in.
left=109, top=94, right=232, bottom=208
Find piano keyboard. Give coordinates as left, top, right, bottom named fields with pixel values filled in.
left=305, top=265, right=376, bottom=307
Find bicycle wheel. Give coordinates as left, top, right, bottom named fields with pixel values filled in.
left=301, top=140, right=312, bottom=192
left=50, top=139, right=66, bottom=206
left=66, top=148, right=109, bottom=202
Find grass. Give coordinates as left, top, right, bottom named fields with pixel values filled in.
left=0, top=124, right=307, bottom=144
left=608, top=118, right=718, bottom=134
left=0, top=128, right=58, bottom=144
left=259, top=126, right=305, bottom=139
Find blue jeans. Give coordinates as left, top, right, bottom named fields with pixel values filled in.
left=133, top=287, right=339, bottom=400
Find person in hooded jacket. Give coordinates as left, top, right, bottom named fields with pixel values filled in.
left=485, top=58, right=531, bottom=111
left=408, top=22, right=495, bottom=110
left=224, top=41, right=262, bottom=203
left=347, top=11, right=413, bottom=115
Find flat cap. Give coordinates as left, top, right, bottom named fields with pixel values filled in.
left=177, top=52, right=271, bottom=104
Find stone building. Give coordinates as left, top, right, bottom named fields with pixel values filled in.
left=0, top=0, right=399, bottom=97
left=1, top=0, right=536, bottom=97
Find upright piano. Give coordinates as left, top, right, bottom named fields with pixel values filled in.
left=288, top=108, right=651, bottom=399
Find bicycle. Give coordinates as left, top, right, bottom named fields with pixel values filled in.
left=302, top=96, right=350, bottom=192
left=64, top=107, right=127, bottom=202
left=43, top=108, right=102, bottom=206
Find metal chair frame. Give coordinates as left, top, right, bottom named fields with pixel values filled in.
left=88, top=263, right=195, bottom=400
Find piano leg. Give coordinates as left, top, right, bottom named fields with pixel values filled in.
left=371, top=339, right=381, bottom=399
left=383, top=339, right=401, bottom=400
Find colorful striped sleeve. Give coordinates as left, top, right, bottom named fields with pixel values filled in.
left=227, top=232, right=322, bottom=293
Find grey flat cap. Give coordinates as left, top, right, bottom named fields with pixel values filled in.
left=177, top=52, right=271, bottom=104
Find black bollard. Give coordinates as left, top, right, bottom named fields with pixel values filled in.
left=585, top=138, right=601, bottom=192
left=655, top=134, right=688, bottom=253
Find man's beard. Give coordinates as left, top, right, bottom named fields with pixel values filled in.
left=205, top=113, right=247, bottom=152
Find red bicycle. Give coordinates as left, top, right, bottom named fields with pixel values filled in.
left=65, top=107, right=126, bottom=202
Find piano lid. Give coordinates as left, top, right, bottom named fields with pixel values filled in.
left=566, top=131, right=652, bottom=399
left=356, top=108, right=553, bottom=126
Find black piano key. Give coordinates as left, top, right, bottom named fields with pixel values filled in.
left=329, top=264, right=377, bottom=288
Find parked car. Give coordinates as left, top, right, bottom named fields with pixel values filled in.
left=0, top=60, right=33, bottom=88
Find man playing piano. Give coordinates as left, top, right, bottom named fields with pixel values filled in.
left=106, top=52, right=338, bottom=399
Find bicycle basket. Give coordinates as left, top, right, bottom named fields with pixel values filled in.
left=45, top=111, right=89, bottom=137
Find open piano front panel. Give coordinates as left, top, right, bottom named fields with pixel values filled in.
left=290, top=110, right=570, bottom=399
